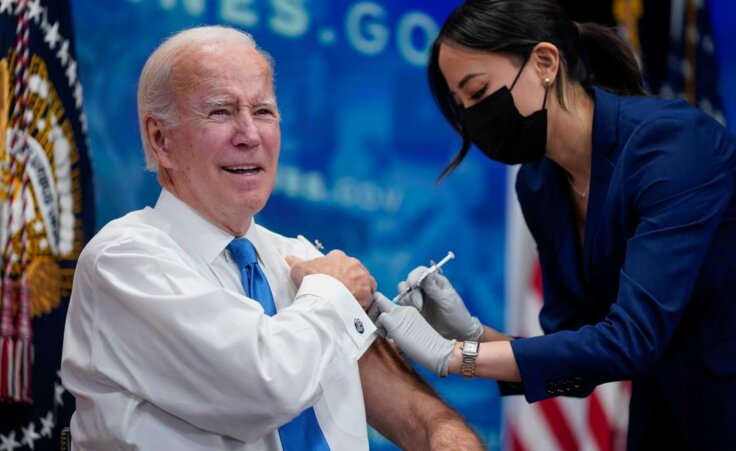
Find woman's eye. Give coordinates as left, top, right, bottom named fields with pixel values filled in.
left=470, top=85, right=487, bottom=101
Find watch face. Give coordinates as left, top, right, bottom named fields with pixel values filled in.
left=463, top=341, right=479, bottom=354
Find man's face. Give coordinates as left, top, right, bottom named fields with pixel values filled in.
left=156, top=42, right=280, bottom=235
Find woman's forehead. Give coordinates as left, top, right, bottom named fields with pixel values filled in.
left=439, top=44, right=515, bottom=85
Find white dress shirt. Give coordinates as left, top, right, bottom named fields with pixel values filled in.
left=61, top=189, right=377, bottom=450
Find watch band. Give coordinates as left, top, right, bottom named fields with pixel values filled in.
left=460, top=341, right=479, bottom=378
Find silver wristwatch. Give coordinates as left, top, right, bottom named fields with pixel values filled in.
left=460, top=341, right=479, bottom=378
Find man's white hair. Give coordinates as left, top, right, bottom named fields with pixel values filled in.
left=137, top=25, right=274, bottom=171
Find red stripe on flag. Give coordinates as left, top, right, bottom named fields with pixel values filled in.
left=538, top=398, right=580, bottom=451
left=531, top=263, right=543, bottom=297
left=588, top=392, right=613, bottom=451
left=508, top=424, right=527, bottom=451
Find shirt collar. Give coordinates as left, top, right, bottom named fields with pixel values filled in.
left=154, top=189, right=255, bottom=264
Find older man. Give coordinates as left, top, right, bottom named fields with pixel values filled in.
left=61, top=26, right=482, bottom=450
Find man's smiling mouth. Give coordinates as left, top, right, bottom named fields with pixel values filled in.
left=223, top=165, right=262, bottom=174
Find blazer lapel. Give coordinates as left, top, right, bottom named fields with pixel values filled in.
left=582, top=87, right=620, bottom=283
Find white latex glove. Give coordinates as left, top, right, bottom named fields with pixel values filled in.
left=372, top=292, right=456, bottom=376
left=398, top=266, right=483, bottom=341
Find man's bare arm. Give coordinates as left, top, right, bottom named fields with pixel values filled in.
left=359, top=338, right=485, bottom=450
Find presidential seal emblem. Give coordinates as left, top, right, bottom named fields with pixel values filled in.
left=0, top=52, right=80, bottom=319
left=1, top=0, right=94, bottom=447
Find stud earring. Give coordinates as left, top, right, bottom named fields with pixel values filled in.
left=544, top=77, right=551, bottom=87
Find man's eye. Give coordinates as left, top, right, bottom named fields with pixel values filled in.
left=470, top=85, right=487, bottom=101
left=255, top=108, right=276, bottom=116
left=210, top=109, right=229, bottom=116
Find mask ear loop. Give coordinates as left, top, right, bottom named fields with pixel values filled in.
left=542, top=77, right=551, bottom=110
left=509, top=55, right=530, bottom=91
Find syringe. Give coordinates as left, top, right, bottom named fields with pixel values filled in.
left=392, top=251, right=455, bottom=303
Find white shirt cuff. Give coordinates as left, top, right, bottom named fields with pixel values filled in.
left=297, top=274, right=377, bottom=359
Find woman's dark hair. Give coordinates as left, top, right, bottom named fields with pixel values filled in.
left=430, top=0, right=645, bottom=180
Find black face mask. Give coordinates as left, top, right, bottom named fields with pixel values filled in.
left=462, top=58, right=549, bottom=165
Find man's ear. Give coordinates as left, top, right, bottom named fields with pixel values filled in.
left=144, top=115, right=175, bottom=169
left=530, top=42, right=560, bottom=86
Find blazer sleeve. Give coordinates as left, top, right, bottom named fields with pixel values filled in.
left=510, top=116, right=734, bottom=402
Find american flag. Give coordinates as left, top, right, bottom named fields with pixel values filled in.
left=660, top=0, right=726, bottom=125
left=636, top=0, right=727, bottom=125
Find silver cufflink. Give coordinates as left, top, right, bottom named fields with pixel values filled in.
left=354, top=318, right=364, bottom=334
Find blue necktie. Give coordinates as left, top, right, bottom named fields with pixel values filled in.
left=227, top=237, right=331, bottom=451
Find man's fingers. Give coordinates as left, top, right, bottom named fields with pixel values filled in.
left=284, top=255, right=304, bottom=267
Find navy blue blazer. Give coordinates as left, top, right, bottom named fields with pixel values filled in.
left=509, top=87, right=736, bottom=449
